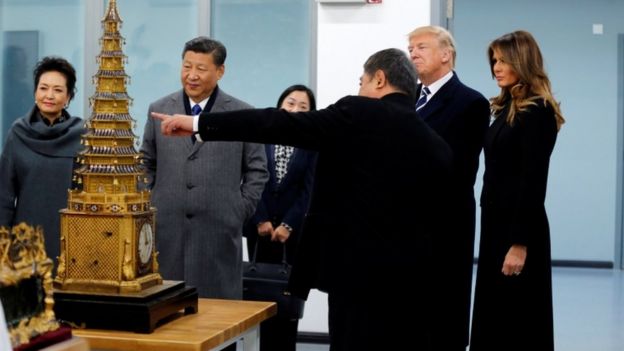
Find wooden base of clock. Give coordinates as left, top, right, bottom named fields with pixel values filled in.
left=53, top=280, right=198, bottom=333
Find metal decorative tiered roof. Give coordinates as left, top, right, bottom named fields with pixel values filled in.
left=68, top=0, right=150, bottom=213
left=55, top=0, right=162, bottom=295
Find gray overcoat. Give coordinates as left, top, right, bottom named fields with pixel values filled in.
left=140, top=88, right=268, bottom=298
left=0, top=107, right=84, bottom=263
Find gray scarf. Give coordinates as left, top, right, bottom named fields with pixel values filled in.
left=11, top=106, right=84, bottom=157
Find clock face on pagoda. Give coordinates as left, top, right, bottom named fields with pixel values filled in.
left=138, top=222, right=153, bottom=265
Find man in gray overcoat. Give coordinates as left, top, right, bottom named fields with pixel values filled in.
left=140, top=36, right=268, bottom=299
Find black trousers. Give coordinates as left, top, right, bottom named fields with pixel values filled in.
left=327, top=284, right=432, bottom=351
left=259, top=315, right=299, bottom=351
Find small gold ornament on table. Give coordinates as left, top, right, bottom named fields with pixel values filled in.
left=0, top=223, right=60, bottom=349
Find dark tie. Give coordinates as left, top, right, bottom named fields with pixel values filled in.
left=191, top=104, right=202, bottom=115
left=415, top=86, right=431, bottom=111
left=191, top=104, right=202, bottom=143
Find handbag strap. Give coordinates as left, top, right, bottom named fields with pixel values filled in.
left=251, top=236, right=260, bottom=264
left=251, top=236, right=289, bottom=268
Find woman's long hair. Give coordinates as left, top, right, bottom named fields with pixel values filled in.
left=488, top=30, right=565, bottom=130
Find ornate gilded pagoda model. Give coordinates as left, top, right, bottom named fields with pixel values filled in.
left=54, top=0, right=162, bottom=294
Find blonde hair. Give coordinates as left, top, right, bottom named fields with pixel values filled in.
left=488, top=30, right=565, bottom=130
left=408, top=25, right=456, bottom=68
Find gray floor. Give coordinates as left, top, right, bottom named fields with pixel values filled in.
left=296, top=267, right=624, bottom=351
left=297, top=344, right=329, bottom=351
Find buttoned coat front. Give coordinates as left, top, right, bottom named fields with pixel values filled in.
left=416, top=73, right=490, bottom=348
left=140, top=89, right=268, bottom=298
left=194, top=93, right=453, bottom=350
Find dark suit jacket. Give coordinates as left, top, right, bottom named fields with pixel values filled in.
left=244, top=145, right=317, bottom=265
left=196, top=92, right=452, bottom=350
left=416, top=72, right=490, bottom=348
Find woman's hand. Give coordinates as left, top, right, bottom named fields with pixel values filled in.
left=257, top=221, right=274, bottom=237
left=273, top=225, right=291, bottom=243
left=502, top=244, right=527, bottom=276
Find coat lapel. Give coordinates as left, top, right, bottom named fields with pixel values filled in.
left=186, top=89, right=231, bottom=156
left=279, top=147, right=300, bottom=187
left=266, top=144, right=279, bottom=190
left=485, top=105, right=509, bottom=150
left=417, top=73, right=460, bottom=122
left=164, top=92, right=196, bottom=153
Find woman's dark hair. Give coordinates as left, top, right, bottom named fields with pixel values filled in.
left=488, top=30, right=564, bottom=130
left=33, top=56, right=77, bottom=101
left=276, top=84, right=316, bottom=111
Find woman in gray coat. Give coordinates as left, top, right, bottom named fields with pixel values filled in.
left=0, top=56, right=84, bottom=261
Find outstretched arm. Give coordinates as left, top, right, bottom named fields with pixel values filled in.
left=151, top=112, right=195, bottom=136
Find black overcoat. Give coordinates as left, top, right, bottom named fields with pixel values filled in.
left=197, top=93, right=453, bottom=351
left=470, top=101, right=557, bottom=351
left=416, top=73, right=490, bottom=349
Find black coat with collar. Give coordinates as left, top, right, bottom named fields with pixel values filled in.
left=243, top=145, right=317, bottom=265
left=417, top=73, right=490, bottom=348
left=197, top=92, right=452, bottom=349
left=470, top=101, right=557, bottom=351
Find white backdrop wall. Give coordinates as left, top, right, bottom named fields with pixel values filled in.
left=298, top=0, right=430, bottom=334
left=315, top=0, right=429, bottom=108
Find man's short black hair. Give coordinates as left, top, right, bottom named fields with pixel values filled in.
left=182, top=36, right=227, bottom=66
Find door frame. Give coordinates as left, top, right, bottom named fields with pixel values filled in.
left=431, top=0, right=452, bottom=30
left=616, top=34, right=624, bottom=269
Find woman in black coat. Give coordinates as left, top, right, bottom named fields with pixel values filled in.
left=470, top=31, right=565, bottom=351
left=243, top=84, right=317, bottom=351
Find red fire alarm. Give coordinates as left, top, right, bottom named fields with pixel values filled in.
left=367, top=0, right=382, bottom=3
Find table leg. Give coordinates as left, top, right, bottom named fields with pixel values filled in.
left=209, top=325, right=260, bottom=351
left=240, top=326, right=260, bottom=351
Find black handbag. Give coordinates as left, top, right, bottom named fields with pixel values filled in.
left=242, top=239, right=305, bottom=320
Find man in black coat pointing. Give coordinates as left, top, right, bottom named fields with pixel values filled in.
left=153, top=48, right=452, bottom=351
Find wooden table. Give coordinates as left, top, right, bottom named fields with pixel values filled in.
left=73, top=299, right=276, bottom=351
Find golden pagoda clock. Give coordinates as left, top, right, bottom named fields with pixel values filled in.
left=53, top=0, right=162, bottom=294
left=52, top=0, right=197, bottom=333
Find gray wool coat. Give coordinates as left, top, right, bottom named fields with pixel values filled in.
left=140, top=88, right=268, bottom=299
left=0, top=107, right=84, bottom=263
